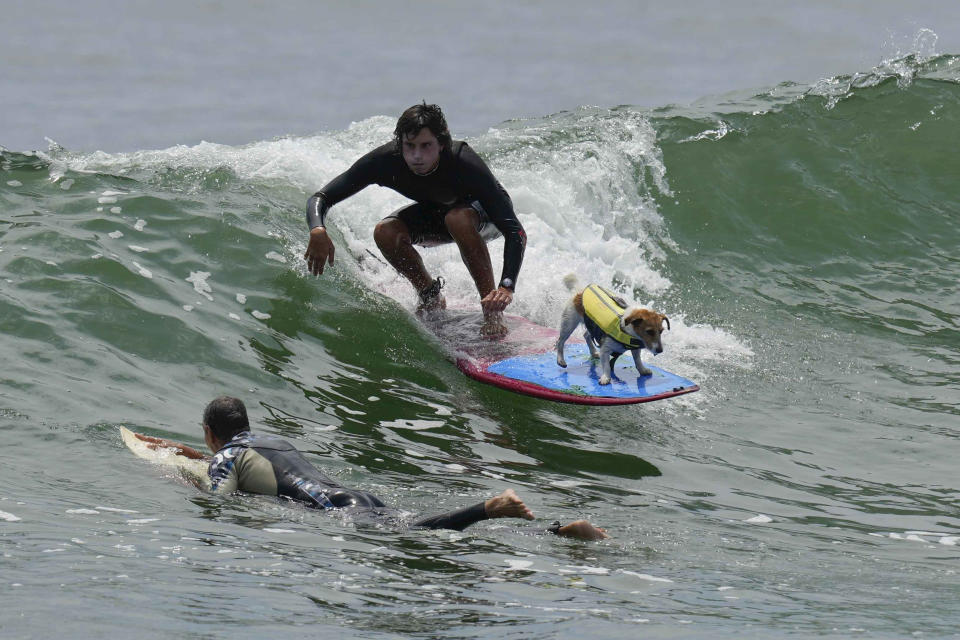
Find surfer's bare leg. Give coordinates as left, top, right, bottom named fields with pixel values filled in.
left=374, top=218, right=444, bottom=310
left=484, top=488, right=534, bottom=520
left=445, top=207, right=507, bottom=336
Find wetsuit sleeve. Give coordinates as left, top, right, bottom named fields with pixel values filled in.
left=305, top=147, right=386, bottom=230
left=410, top=501, right=488, bottom=531
left=457, top=144, right=526, bottom=290
left=207, top=448, right=241, bottom=494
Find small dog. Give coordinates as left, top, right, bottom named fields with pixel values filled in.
left=555, top=277, right=669, bottom=385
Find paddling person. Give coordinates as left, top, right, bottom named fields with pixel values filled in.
left=303, top=103, right=526, bottom=337
left=146, top=396, right=606, bottom=540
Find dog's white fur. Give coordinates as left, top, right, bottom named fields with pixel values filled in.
left=555, top=276, right=669, bottom=385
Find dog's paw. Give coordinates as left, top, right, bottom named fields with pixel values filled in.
left=599, top=374, right=611, bottom=385
left=637, top=367, right=652, bottom=376
left=556, top=357, right=567, bottom=368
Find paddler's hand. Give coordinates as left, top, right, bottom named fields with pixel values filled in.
left=304, top=227, right=335, bottom=276
left=480, top=286, right=513, bottom=314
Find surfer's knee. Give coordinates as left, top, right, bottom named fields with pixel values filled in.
left=444, top=207, right=481, bottom=243
left=374, top=218, right=412, bottom=252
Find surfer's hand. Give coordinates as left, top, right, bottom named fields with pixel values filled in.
left=481, top=286, right=513, bottom=313
left=304, top=227, right=335, bottom=276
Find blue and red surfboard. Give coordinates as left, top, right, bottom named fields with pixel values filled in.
left=421, top=310, right=698, bottom=405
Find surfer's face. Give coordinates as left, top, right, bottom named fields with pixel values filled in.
left=402, top=128, right=442, bottom=175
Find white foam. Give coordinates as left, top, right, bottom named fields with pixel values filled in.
left=745, top=514, right=773, bottom=524
left=559, top=565, right=610, bottom=575
left=127, top=518, right=159, bottom=525
left=0, top=510, right=21, bottom=522
left=186, top=271, right=214, bottom=300
left=60, top=178, right=74, bottom=190
left=66, top=508, right=99, bottom=515
left=98, top=196, right=118, bottom=204
left=128, top=245, right=148, bottom=253
left=134, top=219, right=147, bottom=231
left=621, top=570, right=673, bottom=583
left=57, top=117, right=753, bottom=372
left=337, top=404, right=365, bottom=416
left=503, top=559, right=535, bottom=571
left=110, top=206, right=122, bottom=214
left=444, top=463, right=466, bottom=473
left=108, top=231, right=124, bottom=239
left=6, top=180, right=22, bottom=187
left=132, top=262, right=152, bottom=278
left=251, top=310, right=271, bottom=320
left=235, top=293, right=247, bottom=304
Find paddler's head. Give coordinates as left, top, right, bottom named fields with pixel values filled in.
left=395, top=102, right=450, bottom=175
left=202, top=395, right=249, bottom=452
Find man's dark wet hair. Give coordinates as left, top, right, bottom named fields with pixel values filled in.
left=394, top=102, right=452, bottom=152
left=203, top=396, right=250, bottom=442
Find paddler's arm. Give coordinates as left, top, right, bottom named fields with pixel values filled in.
left=134, top=433, right=208, bottom=460
left=304, top=149, right=383, bottom=276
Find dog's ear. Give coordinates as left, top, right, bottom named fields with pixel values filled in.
left=660, top=315, right=670, bottom=331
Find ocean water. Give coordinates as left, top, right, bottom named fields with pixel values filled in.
left=3, top=4, right=960, bottom=639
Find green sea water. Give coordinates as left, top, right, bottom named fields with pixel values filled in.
left=1, top=54, right=958, bottom=638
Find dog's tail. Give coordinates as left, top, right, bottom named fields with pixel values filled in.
left=562, top=273, right=580, bottom=292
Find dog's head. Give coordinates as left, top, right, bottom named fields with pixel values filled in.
left=621, top=308, right=670, bottom=354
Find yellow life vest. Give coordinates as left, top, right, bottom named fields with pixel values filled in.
left=581, top=284, right=644, bottom=349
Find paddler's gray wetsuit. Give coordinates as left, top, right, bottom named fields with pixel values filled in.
left=208, top=432, right=488, bottom=530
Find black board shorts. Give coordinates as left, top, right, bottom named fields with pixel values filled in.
left=385, top=200, right=502, bottom=247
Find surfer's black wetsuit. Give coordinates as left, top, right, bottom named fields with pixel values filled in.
left=207, top=432, right=488, bottom=531
left=306, top=141, right=526, bottom=290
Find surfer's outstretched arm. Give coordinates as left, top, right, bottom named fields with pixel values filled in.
left=134, top=433, right=208, bottom=460
left=410, top=489, right=608, bottom=540
left=410, top=488, right=533, bottom=531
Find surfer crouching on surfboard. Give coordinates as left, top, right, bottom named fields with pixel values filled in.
left=147, top=396, right=606, bottom=540
left=303, top=103, right=526, bottom=337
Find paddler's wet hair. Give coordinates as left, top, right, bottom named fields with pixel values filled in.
left=394, top=102, right=452, bottom=152
left=203, top=396, right=250, bottom=441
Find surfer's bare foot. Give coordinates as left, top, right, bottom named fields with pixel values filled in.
left=485, top=489, right=534, bottom=520
left=481, top=311, right=508, bottom=337
left=416, top=277, right=446, bottom=315
left=557, top=520, right=608, bottom=541
left=416, top=294, right=446, bottom=316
